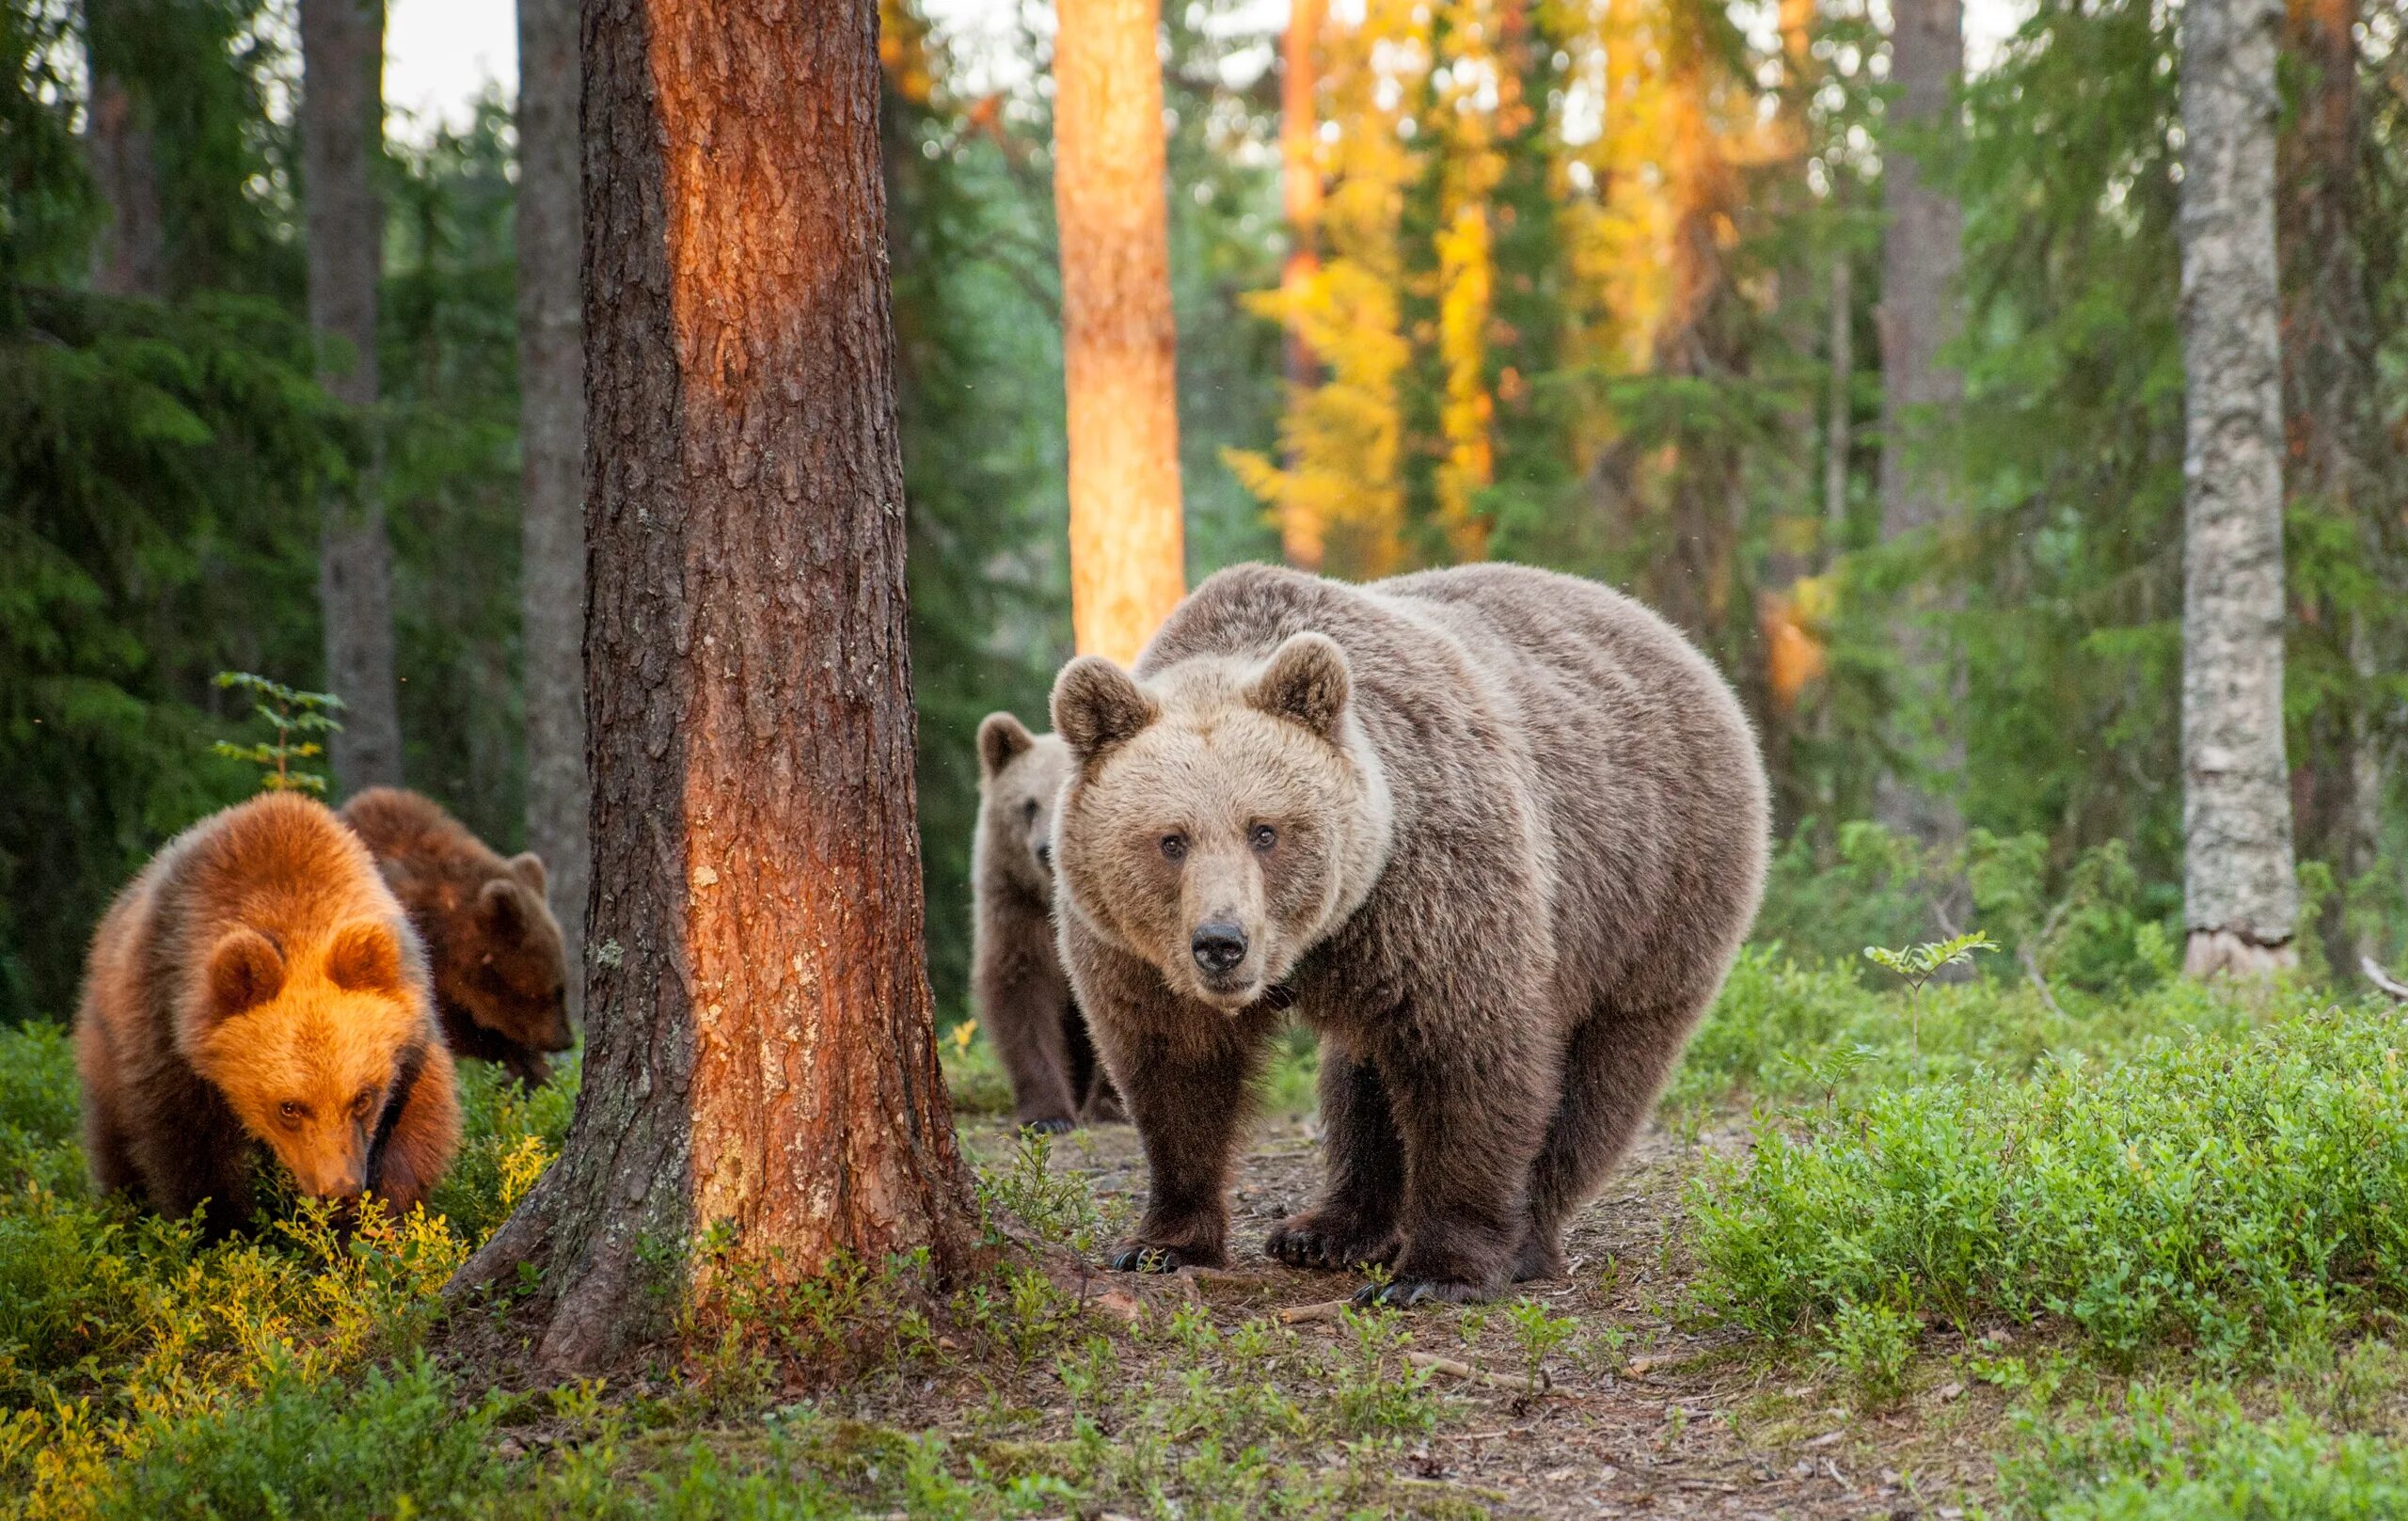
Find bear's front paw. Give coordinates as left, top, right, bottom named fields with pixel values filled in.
left=1017, top=1116, right=1076, bottom=1135
left=1351, top=1276, right=1489, bottom=1308
left=1106, top=1243, right=1212, bottom=1273
left=1264, top=1212, right=1400, bottom=1272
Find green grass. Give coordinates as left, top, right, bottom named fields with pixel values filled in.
left=1688, top=989, right=2408, bottom=1364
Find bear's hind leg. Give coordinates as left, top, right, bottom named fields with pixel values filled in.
left=1265, top=1043, right=1402, bottom=1271
left=1520, top=986, right=1711, bottom=1278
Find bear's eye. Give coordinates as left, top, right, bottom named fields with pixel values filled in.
left=1022, top=800, right=1039, bottom=825
left=278, top=1101, right=305, bottom=1125
left=352, top=1091, right=378, bottom=1119
left=1249, top=823, right=1278, bottom=854
left=1159, top=833, right=1188, bottom=863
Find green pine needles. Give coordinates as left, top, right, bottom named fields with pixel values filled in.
left=211, top=671, right=343, bottom=794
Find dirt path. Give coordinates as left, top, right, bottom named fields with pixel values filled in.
left=963, top=1114, right=1994, bottom=1520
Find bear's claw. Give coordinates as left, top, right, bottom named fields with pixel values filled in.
left=1020, top=1117, right=1076, bottom=1135
left=1264, top=1216, right=1400, bottom=1272
left=1107, top=1244, right=1195, bottom=1273
left=1352, top=1277, right=1485, bottom=1308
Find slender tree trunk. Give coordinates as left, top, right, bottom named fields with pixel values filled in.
left=2178, top=0, right=2298, bottom=975
left=1277, top=0, right=1324, bottom=570
left=1825, top=250, right=1852, bottom=562
left=1053, top=0, right=1186, bottom=666
left=85, top=0, right=165, bottom=299
left=516, top=0, right=588, bottom=1018
left=452, top=0, right=978, bottom=1373
left=1872, top=0, right=1965, bottom=847
left=301, top=0, right=403, bottom=791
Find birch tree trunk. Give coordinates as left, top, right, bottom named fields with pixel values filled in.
left=1872, top=0, right=1965, bottom=848
left=2178, top=0, right=2298, bottom=975
left=451, top=0, right=979, bottom=1373
left=1053, top=0, right=1186, bottom=666
left=515, top=0, right=588, bottom=1019
left=300, top=0, right=404, bottom=791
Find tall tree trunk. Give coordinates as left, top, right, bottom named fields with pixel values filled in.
left=2178, top=0, right=2298, bottom=976
left=300, top=0, right=404, bottom=791
left=1824, top=250, right=1853, bottom=561
left=2277, top=0, right=2386, bottom=971
left=1872, top=0, right=1965, bottom=848
left=515, top=0, right=588, bottom=1019
left=1277, top=0, right=1324, bottom=570
left=85, top=0, right=165, bottom=299
left=452, top=0, right=978, bottom=1373
left=1053, top=0, right=1186, bottom=665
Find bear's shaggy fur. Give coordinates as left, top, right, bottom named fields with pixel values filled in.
left=340, top=788, right=572, bottom=1087
left=1050, top=563, right=1767, bottom=1302
left=74, top=792, right=462, bottom=1229
left=973, top=713, right=1121, bottom=1130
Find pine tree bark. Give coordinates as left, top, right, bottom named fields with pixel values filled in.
left=1053, top=0, right=1186, bottom=665
left=1277, top=0, right=1323, bottom=570
left=1872, top=0, right=1965, bottom=847
left=85, top=0, right=165, bottom=300
left=301, top=0, right=404, bottom=791
left=515, top=0, right=588, bottom=1018
left=2178, top=0, right=2298, bottom=974
left=451, top=0, right=979, bottom=1373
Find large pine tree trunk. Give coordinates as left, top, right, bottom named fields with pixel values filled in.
left=452, top=0, right=978, bottom=1373
left=1872, top=0, right=1965, bottom=848
left=1277, top=0, right=1323, bottom=571
left=85, top=0, right=165, bottom=299
left=300, top=0, right=404, bottom=791
left=1053, top=0, right=1186, bottom=666
left=515, top=0, right=588, bottom=1018
left=2178, top=0, right=2298, bottom=975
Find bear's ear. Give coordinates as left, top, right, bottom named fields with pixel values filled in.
left=976, top=711, right=1036, bottom=780
left=1246, top=633, right=1352, bottom=740
left=505, top=851, right=548, bottom=896
left=326, top=921, right=404, bottom=994
left=1051, top=658, right=1158, bottom=763
left=205, top=929, right=286, bottom=1021
left=476, top=879, right=532, bottom=941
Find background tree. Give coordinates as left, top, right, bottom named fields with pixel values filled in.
left=83, top=0, right=162, bottom=299
left=1276, top=0, right=1323, bottom=569
left=515, top=0, right=586, bottom=1014
left=299, top=0, right=402, bottom=791
left=452, top=0, right=978, bottom=1371
left=1051, top=0, right=1187, bottom=665
left=1872, top=0, right=1966, bottom=847
left=2178, top=0, right=2298, bottom=975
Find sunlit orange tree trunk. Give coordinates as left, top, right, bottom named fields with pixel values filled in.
left=1277, top=0, right=1324, bottom=568
left=452, top=0, right=978, bottom=1372
left=1053, top=0, right=1185, bottom=664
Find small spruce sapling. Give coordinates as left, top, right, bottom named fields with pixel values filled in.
left=212, top=672, right=344, bottom=794
left=1863, top=931, right=1998, bottom=1069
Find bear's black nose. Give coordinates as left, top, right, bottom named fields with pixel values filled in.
left=1191, top=921, right=1248, bottom=974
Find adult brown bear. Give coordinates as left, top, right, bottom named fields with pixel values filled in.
left=1049, top=563, right=1767, bottom=1304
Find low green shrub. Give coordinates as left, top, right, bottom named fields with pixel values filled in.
left=1690, top=993, right=2408, bottom=1363
left=2003, top=1383, right=2408, bottom=1519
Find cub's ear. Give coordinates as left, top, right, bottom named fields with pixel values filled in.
left=1246, top=633, right=1352, bottom=740
left=476, top=879, right=532, bottom=940
left=505, top=851, right=548, bottom=896
left=205, top=929, right=286, bottom=1020
left=976, top=711, right=1036, bottom=781
left=1051, top=658, right=1158, bottom=763
left=326, top=921, right=405, bottom=994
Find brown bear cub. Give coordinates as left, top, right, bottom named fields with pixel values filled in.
left=1051, top=563, right=1769, bottom=1305
left=973, top=712, right=1122, bottom=1131
left=339, top=787, right=572, bottom=1088
left=75, top=791, right=462, bottom=1231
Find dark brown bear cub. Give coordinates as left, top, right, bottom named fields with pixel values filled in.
left=1050, top=563, right=1768, bottom=1304
left=973, top=712, right=1121, bottom=1131
left=75, top=792, right=462, bottom=1230
left=340, top=787, right=571, bottom=1087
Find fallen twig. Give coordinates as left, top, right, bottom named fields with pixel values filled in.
left=1406, top=1351, right=1547, bottom=1394
left=2366, top=956, right=2408, bottom=1004
left=1275, top=1298, right=1353, bottom=1325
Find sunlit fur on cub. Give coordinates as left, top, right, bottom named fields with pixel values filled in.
left=341, top=786, right=571, bottom=1088
left=74, top=792, right=462, bottom=1231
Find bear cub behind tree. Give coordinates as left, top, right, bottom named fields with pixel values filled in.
left=1050, top=562, right=1769, bottom=1304
left=340, top=787, right=572, bottom=1088
left=75, top=791, right=463, bottom=1230
left=973, top=712, right=1121, bottom=1131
